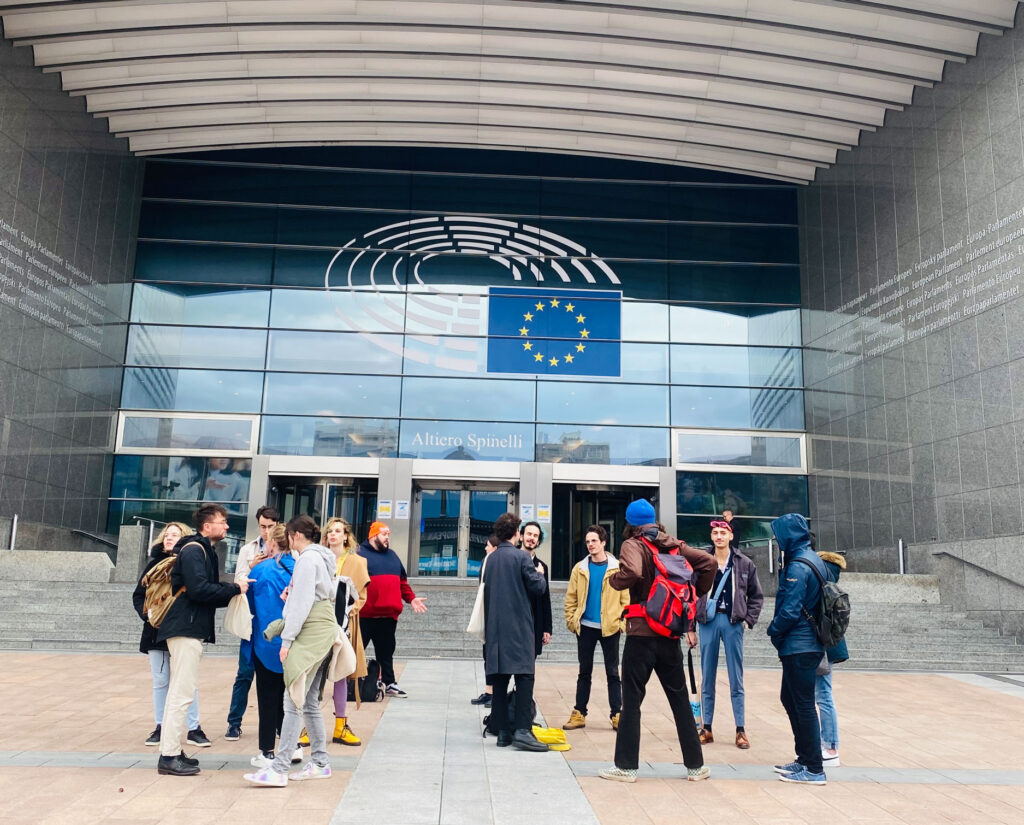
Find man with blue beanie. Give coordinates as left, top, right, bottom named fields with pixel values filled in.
left=767, top=512, right=828, bottom=785
left=599, top=499, right=716, bottom=783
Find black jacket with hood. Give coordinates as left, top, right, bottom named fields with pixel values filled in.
left=156, top=533, right=239, bottom=645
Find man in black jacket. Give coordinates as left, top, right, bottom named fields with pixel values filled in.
left=521, top=521, right=552, bottom=656
left=157, top=504, right=247, bottom=776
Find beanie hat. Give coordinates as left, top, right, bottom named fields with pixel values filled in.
left=368, top=521, right=387, bottom=539
left=625, top=499, right=657, bottom=526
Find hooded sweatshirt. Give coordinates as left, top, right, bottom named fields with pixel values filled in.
left=766, top=513, right=826, bottom=656
left=358, top=538, right=417, bottom=619
left=280, top=542, right=336, bottom=649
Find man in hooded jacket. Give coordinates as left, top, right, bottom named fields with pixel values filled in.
left=767, top=512, right=828, bottom=785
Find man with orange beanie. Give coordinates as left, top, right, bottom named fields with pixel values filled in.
left=357, top=522, right=427, bottom=697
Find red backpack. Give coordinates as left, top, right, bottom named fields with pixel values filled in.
left=624, top=537, right=698, bottom=638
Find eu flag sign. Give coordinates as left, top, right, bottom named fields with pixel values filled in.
left=486, top=287, right=621, bottom=377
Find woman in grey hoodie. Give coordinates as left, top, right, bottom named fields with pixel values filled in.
left=244, top=515, right=340, bottom=787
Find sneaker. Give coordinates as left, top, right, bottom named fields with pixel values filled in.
left=822, top=748, right=840, bottom=767
left=470, top=692, right=492, bottom=706
left=243, top=767, right=287, bottom=787
left=599, top=766, right=638, bottom=783
left=145, top=725, right=162, bottom=746
left=224, top=725, right=241, bottom=741
left=250, top=752, right=274, bottom=769
left=773, top=761, right=802, bottom=775
left=186, top=727, right=211, bottom=747
left=291, top=748, right=303, bottom=764
left=289, top=761, right=332, bottom=782
left=779, top=768, right=827, bottom=785
left=385, top=683, right=407, bottom=698
left=687, top=765, right=711, bottom=782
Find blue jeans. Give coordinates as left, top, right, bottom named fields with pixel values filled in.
left=780, top=652, right=823, bottom=774
left=272, top=659, right=330, bottom=774
left=226, top=640, right=255, bottom=727
left=149, top=649, right=199, bottom=730
left=698, top=613, right=745, bottom=728
left=815, top=671, right=838, bottom=749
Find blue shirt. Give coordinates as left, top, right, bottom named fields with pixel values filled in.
left=581, top=560, right=607, bottom=628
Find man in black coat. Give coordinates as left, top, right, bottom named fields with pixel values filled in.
left=156, top=504, right=246, bottom=776
left=521, top=521, right=552, bottom=656
left=483, top=513, right=549, bottom=752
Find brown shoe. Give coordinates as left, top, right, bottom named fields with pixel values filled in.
left=735, top=731, right=750, bottom=749
left=610, top=713, right=620, bottom=730
left=698, top=727, right=713, bottom=744
left=563, top=709, right=586, bottom=730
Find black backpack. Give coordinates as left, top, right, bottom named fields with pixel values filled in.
left=792, top=557, right=851, bottom=649
left=358, top=658, right=385, bottom=703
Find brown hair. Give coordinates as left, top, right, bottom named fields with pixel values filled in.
left=194, top=503, right=228, bottom=531
left=584, top=524, right=607, bottom=544
left=286, top=514, right=320, bottom=544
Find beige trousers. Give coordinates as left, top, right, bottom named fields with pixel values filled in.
left=159, top=636, right=203, bottom=756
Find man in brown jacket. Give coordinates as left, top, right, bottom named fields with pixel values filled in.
left=599, top=499, right=716, bottom=783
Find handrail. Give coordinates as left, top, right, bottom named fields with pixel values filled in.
left=131, top=515, right=168, bottom=550
left=70, top=529, right=118, bottom=550
left=930, top=550, right=1024, bottom=591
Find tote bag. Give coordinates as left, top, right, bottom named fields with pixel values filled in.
left=466, top=555, right=489, bottom=642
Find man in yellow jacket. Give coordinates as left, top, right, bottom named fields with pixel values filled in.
left=563, top=524, right=631, bottom=730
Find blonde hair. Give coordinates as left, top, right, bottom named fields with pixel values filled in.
left=268, top=523, right=288, bottom=553
left=154, top=521, right=191, bottom=553
left=322, top=517, right=357, bottom=553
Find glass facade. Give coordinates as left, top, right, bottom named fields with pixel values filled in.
left=111, top=147, right=805, bottom=547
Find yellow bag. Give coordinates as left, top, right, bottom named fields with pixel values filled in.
left=532, top=725, right=571, bottom=751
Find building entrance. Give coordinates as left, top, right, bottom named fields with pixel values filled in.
left=268, top=476, right=378, bottom=543
left=550, top=484, right=660, bottom=579
left=411, top=483, right=517, bottom=578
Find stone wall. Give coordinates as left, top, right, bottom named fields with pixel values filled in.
left=0, top=36, right=143, bottom=535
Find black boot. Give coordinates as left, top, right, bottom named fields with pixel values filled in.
left=178, top=752, right=199, bottom=767
left=157, top=754, right=200, bottom=776
left=511, top=729, right=548, bottom=752
left=496, top=730, right=514, bottom=748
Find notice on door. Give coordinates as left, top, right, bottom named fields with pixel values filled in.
left=377, top=500, right=393, bottom=520
left=395, top=500, right=410, bottom=519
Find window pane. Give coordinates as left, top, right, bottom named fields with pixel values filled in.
left=621, top=302, right=668, bottom=342
left=260, top=416, right=398, bottom=457
left=135, top=241, right=273, bottom=285
left=667, top=263, right=800, bottom=304
left=122, top=416, right=252, bottom=451
left=111, top=454, right=251, bottom=506
left=671, top=345, right=802, bottom=387
left=536, top=425, right=668, bottom=466
left=675, top=516, right=776, bottom=549
left=676, top=433, right=802, bottom=468
left=538, top=382, right=667, bottom=426
left=270, top=288, right=406, bottom=332
left=669, top=305, right=800, bottom=346
left=138, top=202, right=277, bottom=244
left=401, top=377, right=535, bottom=422
left=668, top=224, right=798, bottom=264
left=131, top=284, right=270, bottom=327
left=126, top=326, right=267, bottom=370
left=671, top=386, right=804, bottom=430
left=267, top=330, right=403, bottom=374
left=263, top=373, right=401, bottom=417
left=122, top=368, right=263, bottom=413
left=402, top=335, right=489, bottom=377
left=676, top=471, right=808, bottom=517
left=398, top=420, right=534, bottom=461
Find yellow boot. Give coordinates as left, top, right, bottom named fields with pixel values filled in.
left=298, top=728, right=310, bottom=746
left=563, top=709, right=586, bottom=730
left=333, top=717, right=361, bottom=746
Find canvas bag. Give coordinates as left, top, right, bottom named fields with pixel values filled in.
left=466, top=555, right=488, bottom=642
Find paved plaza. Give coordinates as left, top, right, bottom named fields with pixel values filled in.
left=1, top=650, right=1023, bottom=824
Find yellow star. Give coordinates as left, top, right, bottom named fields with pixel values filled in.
left=549, top=298, right=560, bottom=308
left=523, top=312, right=534, bottom=321
left=519, top=326, right=529, bottom=336
left=564, top=353, right=574, bottom=363
left=549, top=356, right=559, bottom=366
left=523, top=341, right=533, bottom=351
left=535, top=301, right=545, bottom=311
left=565, top=302, right=575, bottom=312
left=580, top=329, right=589, bottom=338
left=576, top=314, right=586, bottom=324
left=534, top=352, right=544, bottom=362
left=576, top=343, right=585, bottom=352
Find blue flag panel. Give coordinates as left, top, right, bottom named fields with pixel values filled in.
left=486, top=287, right=621, bottom=376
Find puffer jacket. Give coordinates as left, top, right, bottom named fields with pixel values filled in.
left=608, top=526, right=716, bottom=637
left=565, top=555, right=630, bottom=637
left=694, top=548, right=764, bottom=628
left=766, top=513, right=825, bottom=657
left=156, top=533, right=240, bottom=644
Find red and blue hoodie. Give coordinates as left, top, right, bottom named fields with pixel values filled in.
left=358, top=538, right=417, bottom=619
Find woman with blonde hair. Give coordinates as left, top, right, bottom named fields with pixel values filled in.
left=323, top=517, right=369, bottom=745
left=132, top=521, right=207, bottom=747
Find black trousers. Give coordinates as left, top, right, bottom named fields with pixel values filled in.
left=575, top=626, right=622, bottom=716
left=614, top=635, right=703, bottom=771
left=488, top=673, right=535, bottom=734
left=780, top=652, right=823, bottom=773
left=482, top=645, right=492, bottom=688
left=361, top=616, right=398, bottom=686
left=253, top=656, right=285, bottom=755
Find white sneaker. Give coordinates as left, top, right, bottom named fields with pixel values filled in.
left=292, top=747, right=303, bottom=764
left=821, top=749, right=840, bottom=767
left=289, top=761, right=332, bottom=781
left=250, top=752, right=273, bottom=769
left=243, top=767, right=287, bottom=787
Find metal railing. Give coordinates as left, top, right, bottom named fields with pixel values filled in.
left=70, top=529, right=118, bottom=550
left=132, top=516, right=169, bottom=551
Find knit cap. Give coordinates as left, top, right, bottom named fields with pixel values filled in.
left=625, top=499, right=656, bottom=526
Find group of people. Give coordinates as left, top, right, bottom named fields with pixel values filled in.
left=135, top=500, right=845, bottom=787
left=133, top=504, right=425, bottom=784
